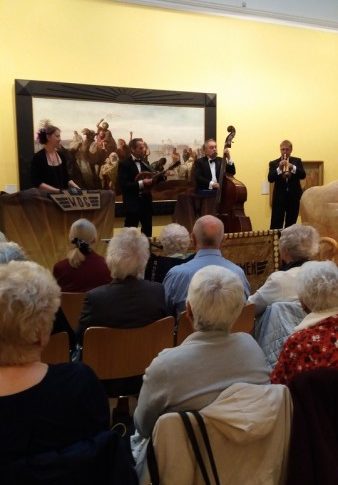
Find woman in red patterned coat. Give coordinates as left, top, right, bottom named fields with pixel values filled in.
left=271, top=260, right=338, bottom=385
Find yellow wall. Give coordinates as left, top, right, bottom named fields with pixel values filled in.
left=1, top=0, right=338, bottom=230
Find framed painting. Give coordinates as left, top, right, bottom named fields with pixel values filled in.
left=15, top=79, right=216, bottom=214
left=270, top=160, right=324, bottom=206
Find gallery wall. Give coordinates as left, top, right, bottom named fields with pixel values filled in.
left=1, top=0, right=338, bottom=229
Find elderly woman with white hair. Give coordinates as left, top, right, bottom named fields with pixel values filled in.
left=145, top=223, right=194, bottom=283
left=133, top=265, right=269, bottom=439
left=249, top=223, right=320, bottom=316
left=53, top=218, right=111, bottom=292
left=0, top=261, right=110, bottom=468
left=271, top=260, right=338, bottom=385
left=77, top=227, right=166, bottom=340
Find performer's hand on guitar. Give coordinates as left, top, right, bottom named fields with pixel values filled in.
left=143, top=178, right=153, bottom=187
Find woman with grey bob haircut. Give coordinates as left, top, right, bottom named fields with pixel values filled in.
left=297, top=260, right=338, bottom=313
left=279, top=223, right=320, bottom=262
left=159, top=223, right=190, bottom=256
left=0, top=260, right=111, bottom=474
left=271, top=260, right=338, bottom=385
left=0, top=260, right=59, bottom=365
left=106, top=227, right=149, bottom=279
left=187, top=265, right=245, bottom=332
left=248, top=224, right=320, bottom=316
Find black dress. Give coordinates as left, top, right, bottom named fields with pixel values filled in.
left=31, top=149, right=70, bottom=190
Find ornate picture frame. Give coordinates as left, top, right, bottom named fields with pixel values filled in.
left=15, top=79, right=216, bottom=214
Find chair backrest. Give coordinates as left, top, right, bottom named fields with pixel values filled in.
left=176, top=311, right=194, bottom=346
left=41, top=332, right=70, bottom=364
left=231, top=303, right=255, bottom=334
left=176, top=304, right=255, bottom=346
left=82, top=316, right=175, bottom=380
left=61, top=292, right=85, bottom=330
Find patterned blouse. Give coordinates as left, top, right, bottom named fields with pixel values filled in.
left=271, top=314, right=338, bottom=385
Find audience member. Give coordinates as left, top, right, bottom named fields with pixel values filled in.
left=0, top=242, right=26, bottom=263
left=134, top=265, right=269, bottom=440
left=53, top=218, right=111, bottom=292
left=271, top=261, right=338, bottom=385
left=163, top=215, right=250, bottom=315
left=0, top=241, right=75, bottom=348
left=77, top=227, right=166, bottom=340
left=0, top=261, right=110, bottom=469
left=145, top=223, right=194, bottom=283
left=249, top=224, right=319, bottom=316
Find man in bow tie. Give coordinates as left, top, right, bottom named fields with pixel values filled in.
left=194, top=138, right=236, bottom=192
left=268, top=140, right=306, bottom=230
left=118, top=137, right=154, bottom=236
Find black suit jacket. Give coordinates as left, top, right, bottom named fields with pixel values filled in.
left=118, top=156, right=153, bottom=211
left=268, top=156, right=306, bottom=203
left=77, top=277, right=166, bottom=341
left=195, top=156, right=236, bottom=190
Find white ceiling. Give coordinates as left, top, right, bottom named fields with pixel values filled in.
left=117, top=0, right=338, bottom=31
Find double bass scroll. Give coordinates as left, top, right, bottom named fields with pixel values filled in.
left=215, top=125, right=252, bottom=233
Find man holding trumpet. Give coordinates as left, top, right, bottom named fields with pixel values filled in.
left=268, top=139, right=306, bottom=229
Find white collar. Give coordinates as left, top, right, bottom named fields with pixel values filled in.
left=294, top=307, right=338, bottom=332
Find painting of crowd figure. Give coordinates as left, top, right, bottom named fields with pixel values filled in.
left=55, top=118, right=203, bottom=194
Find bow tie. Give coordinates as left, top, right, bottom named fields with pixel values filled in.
left=209, top=159, right=216, bottom=164
left=134, top=159, right=142, bottom=163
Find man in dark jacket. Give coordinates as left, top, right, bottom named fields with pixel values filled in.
left=268, top=140, right=306, bottom=229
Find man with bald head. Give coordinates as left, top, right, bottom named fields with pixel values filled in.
left=163, top=215, right=250, bottom=315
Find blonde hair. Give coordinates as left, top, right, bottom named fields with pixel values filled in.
left=67, top=219, right=97, bottom=268
left=0, top=261, right=60, bottom=365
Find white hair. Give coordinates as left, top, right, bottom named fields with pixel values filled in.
left=279, top=224, right=319, bottom=261
left=0, top=231, right=7, bottom=242
left=106, top=228, right=149, bottom=279
left=187, top=265, right=245, bottom=332
left=298, top=260, right=338, bottom=312
left=0, top=261, right=60, bottom=365
left=159, top=223, right=190, bottom=255
left=0, top=242, right=27, bottom=264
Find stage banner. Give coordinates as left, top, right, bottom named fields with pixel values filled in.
left=0, top=189, right=115, bottom=270
left=221, top=230, right=280, bottom=293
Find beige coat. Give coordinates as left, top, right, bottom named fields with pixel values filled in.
left=144, top=383, right=292, bottom=485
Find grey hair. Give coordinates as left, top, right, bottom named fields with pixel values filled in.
left=0, top=260, right=60, bottom=365
left=0, top=242, right=27, bottom=264
left=159, top=223, right=190, bottom=255
left=193, top=215, right=224, bottom=248
left=297, top=260, right=338, bottom=312
left=279, top=224, right=319, bottom=261
left=0, top=231, right=7, bottom=242
left=187, top=265, right=245, bottom=332
left=68, top=218, right=97, bottom=268
left=106, top=228, right=149, bottom=280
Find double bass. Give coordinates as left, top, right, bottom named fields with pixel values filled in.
left=215, top=125, right=252, bottom=233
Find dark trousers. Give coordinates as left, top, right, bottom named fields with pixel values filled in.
left=270, top=195, right=300, bottom=229
left=124, top=195, right=152, bottom=237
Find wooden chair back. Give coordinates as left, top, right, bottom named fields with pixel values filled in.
left=61, top=292, right=85, bottom=330
left=175, top=303, right=255, bottom=346
left=231, top=303, right=255, bottom=334
left=82, top=316, right=175, bottom=380
left=41, top=332, right=70, bottom=364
